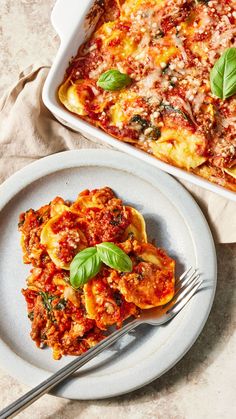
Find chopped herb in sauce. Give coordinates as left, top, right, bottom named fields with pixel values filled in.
left=130, top=115, right=149, bottom=129
left=55, top=298, right=67, bottom=311
left=136, top=256, right=146, bottom=263
left=127, top=232, right=135, bottom=240
left=162, top=63, right=170, bottom=74
left=113, top=292, right=122, bottom=306
left=110, top=213, right=123, bottom=226
left=161, top=104, right=189, bottom=121
left=28, top=311, right=34, bottom=321
left=154, top=30, right=164, bottom=39
left=130, top=115, right=161, bottom=140
left=146, top=126, right=161, bottom=141
left=39, top=291, right=56, bottom=313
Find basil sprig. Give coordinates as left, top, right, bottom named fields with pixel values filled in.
left=97, top=70, right=131, bottom=91
left=70, top=242, right=132, bottom=288
left=210, top=48, right=236, bottom=100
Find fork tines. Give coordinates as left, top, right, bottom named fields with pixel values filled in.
left=168, top=267, right=203, bottom=315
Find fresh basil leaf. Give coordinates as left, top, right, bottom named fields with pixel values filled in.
left=97, top=70, right=131, bottom=91
left=96, top=242, right=132, bottom=272
left=210, top=48, right=236, bottom=100
left=70, top=247, right=102, bottom=288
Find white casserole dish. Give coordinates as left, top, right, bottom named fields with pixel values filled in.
left=42, top=0, right=236, bottom=202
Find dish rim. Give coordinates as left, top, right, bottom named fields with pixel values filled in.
left=42, top=0, right=236, bottom=202
left=0, top=149, right=217, bottom=399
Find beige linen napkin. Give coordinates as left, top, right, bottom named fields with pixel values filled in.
left=0, top=64, right=235, bottom=243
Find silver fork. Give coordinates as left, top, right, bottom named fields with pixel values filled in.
left=0, top=267, right=201, bottom=419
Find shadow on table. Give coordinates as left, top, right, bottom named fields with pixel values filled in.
left=46, top=243, right=236, bottom=418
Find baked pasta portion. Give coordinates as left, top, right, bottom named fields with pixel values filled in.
left=59, top=0, right=236, bottom=192
left=19, top=187, right=175, bottom=359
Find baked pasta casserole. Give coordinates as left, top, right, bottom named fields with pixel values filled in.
left=58, top=0, right=236, bottom=192
left=19, top=187, right=175, bottom=359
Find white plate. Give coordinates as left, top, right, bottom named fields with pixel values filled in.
left=0, top=149, right=216, bottom=400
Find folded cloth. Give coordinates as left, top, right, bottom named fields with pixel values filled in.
left=0, top=64, right=235, bottom=243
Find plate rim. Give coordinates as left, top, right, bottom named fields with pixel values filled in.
left=0, top=149, right=217, bottom=399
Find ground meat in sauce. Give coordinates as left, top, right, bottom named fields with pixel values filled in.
left=19, top=188, right=175, bottom=359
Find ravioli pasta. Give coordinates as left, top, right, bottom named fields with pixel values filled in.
left=59, top=0, right=236, bottom=192
left=19, top=187, right=175, bottom=359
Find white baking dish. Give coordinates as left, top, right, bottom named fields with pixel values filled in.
left=42, top=0, right=236, bottom=202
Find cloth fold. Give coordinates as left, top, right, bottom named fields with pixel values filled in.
left=0, top=64, right=235, bottom=243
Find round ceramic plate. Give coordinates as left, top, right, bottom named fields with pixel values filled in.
left=0, top=150, right=216, bottom=400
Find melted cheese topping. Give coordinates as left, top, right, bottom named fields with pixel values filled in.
left=110, top=91, right=140, bottom=127
left=59, top=0, right=236, bottom=192
left=151, top=126, right=206, bottom=170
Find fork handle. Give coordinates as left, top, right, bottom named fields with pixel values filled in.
left=0, top=319, right=140, bottom=419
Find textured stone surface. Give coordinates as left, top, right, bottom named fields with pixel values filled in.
left=0, top=1, right=236, bottom=418
left=0, top=0, right=58, bottom=96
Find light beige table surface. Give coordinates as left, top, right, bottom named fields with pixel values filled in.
left=0, top=1, right=236, bottom=418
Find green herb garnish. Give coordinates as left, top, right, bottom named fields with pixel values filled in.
left=39, top=291, right=56, bottom=313
left=154, top=30, right=164, bottom=39
left=162, top=63, right=170, bottom=74
left=97, top=70, right=132, bottom=91
left=210, top=48, right=236, bottom=100
left=70, top=243, right=132, bottom=289
left=130, top=115, right=161, bottom=140
left=130, top=115, right=149, bottom=129
left=70, top=247, right=102, bottom=289
left=96, top=242, right=132, bottom=272
left=55, top=298, right=67, bottom=310
left=28, top=311, right=34, bottom=321
left=162, top=104, right=189, bottom=121
left=147, top=126, right=161, bottom=141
